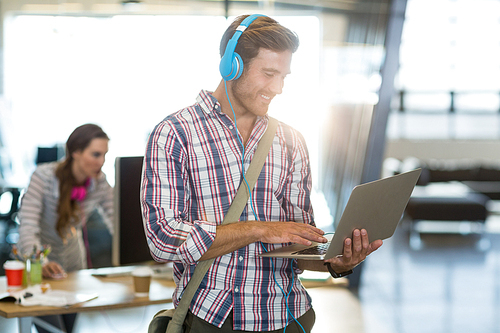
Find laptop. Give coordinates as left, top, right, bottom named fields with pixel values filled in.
left=259, top=168, right=421, bottom=260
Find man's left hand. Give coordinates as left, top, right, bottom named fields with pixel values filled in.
left=324, top=228, right=383, bottom=273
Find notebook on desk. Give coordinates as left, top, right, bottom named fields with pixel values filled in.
left=91, top=264, right=174, bottom=280
left=91, top=266, right=136, bottom=277
left=259, top=169, right=421, bottom=260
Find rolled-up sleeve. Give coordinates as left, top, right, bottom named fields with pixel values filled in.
left=281, top=128, right=314, bottom=226
left=279, top=128, right=315, bottom=275
left=140, top=121, right=217, bottom=264
left=17, top=168, right=46, bottom=255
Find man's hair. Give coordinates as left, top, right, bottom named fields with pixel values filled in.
left=219, top=15, right=299, bottom=68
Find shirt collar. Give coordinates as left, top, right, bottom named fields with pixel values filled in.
left=196, top=90, right=220, bottom=115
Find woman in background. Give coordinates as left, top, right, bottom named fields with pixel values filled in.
left=17, top=123, right=114, bottom=333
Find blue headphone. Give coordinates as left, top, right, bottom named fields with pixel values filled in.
left=219, top=14, right=266, bottom=81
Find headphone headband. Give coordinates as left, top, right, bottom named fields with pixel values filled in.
left=219, top=14, right=267, bottom=81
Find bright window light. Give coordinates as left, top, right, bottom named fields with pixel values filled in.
left=3, top=14, right=321, bottom=189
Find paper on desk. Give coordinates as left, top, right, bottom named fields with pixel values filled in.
left=17, top=285, right=98, bottom=307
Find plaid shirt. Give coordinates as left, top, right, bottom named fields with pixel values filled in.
left=141, top=90, right=315, bottom=331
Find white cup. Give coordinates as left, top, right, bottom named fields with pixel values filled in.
left=132, top=266, right=153, bottom=297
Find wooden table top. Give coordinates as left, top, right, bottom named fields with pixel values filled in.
left=0, top=268, right=175, bottom=318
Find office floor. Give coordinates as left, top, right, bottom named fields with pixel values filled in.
left=358, top=213, right=500, bottom=333
left=2, top=214, right=500, bottom=333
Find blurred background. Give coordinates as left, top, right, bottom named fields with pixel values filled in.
left=1, top=1, right=500, bottom=332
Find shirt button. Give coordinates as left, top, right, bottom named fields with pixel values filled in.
left=239, top=256, right=243, bottom=261
left=229, top=126, right=234, bottom=129
left=235, top=287, right=239, bottom=293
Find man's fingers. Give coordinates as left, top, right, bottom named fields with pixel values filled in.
left=261, top=222, right=327, bottom=245
left=286, top=230, right=326, bottom=246
left=352, top=229, right=362, bottom=253
left=368, top=239, right=383, bottom=255
left=325, top=229, right=384, bottom=273
left=361, top=229, right=370, bottom=251
left=343, top=237, right=352, bottom=259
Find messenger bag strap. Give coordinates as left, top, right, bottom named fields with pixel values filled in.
left=166, top=117, right=278, bottom=333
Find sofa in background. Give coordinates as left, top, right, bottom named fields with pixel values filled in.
left=385, top=158, right=500, bottom=250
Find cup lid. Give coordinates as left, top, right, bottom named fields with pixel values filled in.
left=132, top=266, right=154, bottom=277
left=3, top=260, right=25, bottom=269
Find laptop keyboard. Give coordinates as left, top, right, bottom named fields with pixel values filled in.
left=292, top=242, right=330, bottom=255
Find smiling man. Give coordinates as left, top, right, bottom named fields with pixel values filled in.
left=141, top=14, right=382, bottom=333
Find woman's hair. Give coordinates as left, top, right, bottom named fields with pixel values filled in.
left=219, top=15, right=299, bottom=72
left=55, top=123, right=109, bottom=238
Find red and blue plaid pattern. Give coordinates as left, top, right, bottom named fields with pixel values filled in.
left=141, top=90, right=315, bottom=331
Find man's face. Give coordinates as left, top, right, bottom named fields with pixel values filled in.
left=231, top=48, right=292, bottom=118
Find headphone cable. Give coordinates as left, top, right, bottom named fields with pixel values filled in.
left=224, top=80, right=305, bottom=333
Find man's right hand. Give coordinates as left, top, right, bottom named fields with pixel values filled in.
left=200, top=221, right=326, bottom=261
left=257, top=221, right=327, bottom=246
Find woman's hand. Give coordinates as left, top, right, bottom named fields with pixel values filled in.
left=42, top=261, right=67, bottom=279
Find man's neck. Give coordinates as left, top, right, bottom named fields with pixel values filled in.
left=213, top=80, right=257, bottom=147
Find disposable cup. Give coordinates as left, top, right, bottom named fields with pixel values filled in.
left=3, top=260, right=25, bottom=290
left=132, top=266, right=153, bottom=297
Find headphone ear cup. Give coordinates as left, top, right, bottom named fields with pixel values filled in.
left=220, top=14, right=265, bottom=81
left=71, top=186, right=87, bottom=202
left=230, top=53, right=244, bottom=81
left=219, top=54, right=231, bottom=80
left=220, top=50, right=243, bottom=81
left=71, top=178, right=90, bottom=202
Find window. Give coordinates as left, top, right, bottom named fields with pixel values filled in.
left=2, top=14, right=320, bottom=188
left=388, top=0, right=500, bottom=140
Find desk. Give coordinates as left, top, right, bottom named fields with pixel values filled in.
left=0, top=269, right=175, bottom=333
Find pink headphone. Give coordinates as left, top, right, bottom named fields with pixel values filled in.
left=71, top=179, right=90, bottom=202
